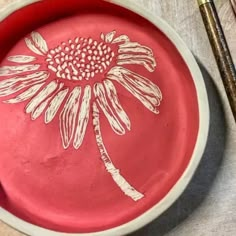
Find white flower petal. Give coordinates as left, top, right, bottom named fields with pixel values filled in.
left=4, top=83, right=45, bottom=103
left=118, top=47, right=153, bottom=56
left=101, top=33, right=105, bottom=41
left=94, top=83, right=125, bottom=135
left=0, top=71, right=49, bottom=97
left=45, top=88, right=69, bottom=124
left=104, top=79, right=131, bottom=131
left=105, top=31, right=116, bottom=43
left=119, top=42, right=153, bottom=54
left=73, top=85, right=91, bottom=149
left=30, top=83, right=64, bottom=120
left=112, top=35, right=130, bottom=44
left=118, top=54, right=156, bottom=64
left=117, top=54, right=156, bottom=72
left=108, top=67, right=162, bottom=114
left=31, top=32, right=48, bottom=54
left=0, top=64, right=40, bottom=76
left=0, top=71, right=46, bottom=89
left=119, top=42, right=139, bottom=48
left=60, top=87, right=81, bottom=149
left=31, top=100, right=49, bottom=120
left=8, top=55, right=36, bottom=63
left=117, top=59, right=155, bottom=72
left=25, top=81, right=58, bottom=114
left=25, top=38, right=43, bottom=56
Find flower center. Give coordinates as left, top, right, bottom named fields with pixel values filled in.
left=46, top=37, right=115, bottom=81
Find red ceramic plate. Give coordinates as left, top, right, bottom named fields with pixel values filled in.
left=0, top=0, right=209, bottom=235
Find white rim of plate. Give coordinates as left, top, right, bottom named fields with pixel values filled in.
left=0, top=1, right=210, bottom=236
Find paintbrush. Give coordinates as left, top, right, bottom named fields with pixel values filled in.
left=198, top=0, right=236, bottom=122
left=231, top=0, right=236, bottom=14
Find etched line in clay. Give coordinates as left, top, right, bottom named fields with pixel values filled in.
left=103, top=79, right=131, bottom=130
left=117, top=59, right=154, bottom=72
left=31, top=83, right=64, bottom=120
left=105, top=30, right=116, bottom=43
left=31, top=32, right=48, bottom=54
left=25, top=31, right=48, bottom=56
left=45, top=88, right=69, bottom=124
left=60, top=86, right=81, bottom=149
left=94, top=82, right=125, bottom=135
left=108, top=67, right=162, bottom=114
left=25, top=80, right=58, bottom=114
left=73, top=85, right=91, bottom=149
left=92, top=102, right=144, bottom=201
left=118, top=46, right=153, bottom=55
left=0, top=71, right=49, bottom=97
left=8, top=55, right=36, bottom=63
left=4, top=83, right=45, bottom=103
left=117, top=54, right=156, bottom=72
left=111, top=34, right=130, bottom=44
left=25, top=38, right=44, bottom=56
left=0, top=64, right=40, bottom=76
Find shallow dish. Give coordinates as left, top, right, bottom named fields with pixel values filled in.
left=0, top=0, right=209, bottom=235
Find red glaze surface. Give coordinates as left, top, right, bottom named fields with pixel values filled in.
left=0, top=0, right=199, bottom=233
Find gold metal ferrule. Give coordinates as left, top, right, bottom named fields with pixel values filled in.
left=198, top=0, right=212, bottom=6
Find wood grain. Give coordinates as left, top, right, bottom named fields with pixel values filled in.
left=0, top=0, right=235, bottom=235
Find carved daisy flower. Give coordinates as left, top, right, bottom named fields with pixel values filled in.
left=0, top=31, right=162, bottom=201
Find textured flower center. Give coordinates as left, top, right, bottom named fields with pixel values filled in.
left=46, top=37, right=115, bottom=81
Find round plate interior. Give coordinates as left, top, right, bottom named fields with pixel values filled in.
left=0, top=0, right=208, bottom=235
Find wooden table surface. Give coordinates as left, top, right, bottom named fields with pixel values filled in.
left=0, top=0, right=235, bottom=235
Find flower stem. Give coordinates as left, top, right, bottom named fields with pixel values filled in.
left=92, top=102, right=144, bottom=201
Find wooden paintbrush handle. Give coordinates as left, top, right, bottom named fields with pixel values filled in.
left=198, top=0, right=236, bottom=122
left=231, top=0, right=236, bottom=14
